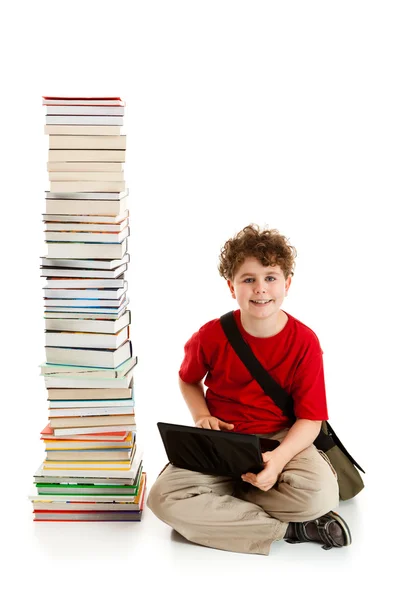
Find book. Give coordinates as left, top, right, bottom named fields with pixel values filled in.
left=48, top=405, right=134, bottom=417
left=44, top=308, right=127, bottom=319
left=43, top=434, right=134, bottom=450
left=45, top=326, right=129, bottom=350
left=45, top=310, right=130, bottom=334
left=44, top=218, right=128, bottom=233
left=44, top=297, right=126, bottom=308
left=41, top=424, right=132, bottom=441
left=47, top=386, right=133, bottom=400
left=34, top=485, right=138, bottom=495
left=44, top=276, right=127, bottom=288
left=43, top=96, right=125, bottom=106
left=35, top=449, right=142, bottom=481
left=34, top=461, right=142, bottom=485
left=48, top=161, right=124, bottom=172
left=43, top=459, right=134, bottom=471
left=46, top=106, right=124, bottom=116
left=33, top=512, right=142, bottom=522
left=41, top=253, right=129, bottom=269
left=44, top=367, right=135, bottom=389
left=46, top=239, right=127, bottom=259
left=53, top=424, right=137, bottom=436
left=44, top=284, right=127, bottom=298
left=48, top=171, right=124, bottom=182
left=49, top=136, right=126, bottom=149
left=44, top=299, right=128, bottom=315
left=46, top=191, right=128, bottom=201
left=50, top=181, right=126, bottom=193
left=41, top=265, right=128, bottom=279
left=49, top=399, right=134, bottom=408
left=45, top=125, right=122, bottom=135
left=45, top=228, right=129, bottom=244
left=41, top=356, right=137, bottom=377
left=45, top=339, right=132, bottom=368
left=46, top=116, right=124, bottom=126
left=31, top=501, right=140, bottom=511
left=48, top=148, right=125, bottom=162
left=45, top=198, right=127, bottom=216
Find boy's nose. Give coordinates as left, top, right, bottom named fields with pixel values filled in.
left=254, top=282, right=267, bottom=293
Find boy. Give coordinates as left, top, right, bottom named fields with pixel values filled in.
left=147, top=224, right=351, bottom=555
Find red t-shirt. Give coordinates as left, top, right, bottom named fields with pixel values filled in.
left=179, top=310, right=329, bottom=434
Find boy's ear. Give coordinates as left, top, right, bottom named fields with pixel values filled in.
left=227, top=280, right=236, bottom=299
left=285, top=275, right=292, bottom=296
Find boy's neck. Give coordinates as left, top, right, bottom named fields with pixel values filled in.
left=239, top=309, right=288, bottom=338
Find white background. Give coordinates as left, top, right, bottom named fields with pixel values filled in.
left=1, top=1, right=398, bottom=597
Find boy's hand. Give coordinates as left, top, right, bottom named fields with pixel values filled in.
left=195, top=416, right=234, bottom=431
left=241, top=451, right=283, bottom=492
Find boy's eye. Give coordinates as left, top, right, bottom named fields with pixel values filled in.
left=243, top=277, right=276, bottom=283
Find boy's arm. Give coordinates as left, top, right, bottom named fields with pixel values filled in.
left=268, top=418, right=322, bottom=470
left=241, top=418, right=322, bottom=491
left=178, top=377, right=234, bottom=430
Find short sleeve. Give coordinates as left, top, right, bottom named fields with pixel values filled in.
left=179, top=330, right=209, bottom=384
left=291, top=345, right=329, bottom=421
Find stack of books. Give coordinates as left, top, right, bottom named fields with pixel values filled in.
left=30, top=97, right=145, bottom=522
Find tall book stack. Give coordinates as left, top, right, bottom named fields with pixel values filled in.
left=30, top=97, right=146, bottom=522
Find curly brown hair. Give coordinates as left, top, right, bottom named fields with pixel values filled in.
left=218, top=224, right=297, bottom=281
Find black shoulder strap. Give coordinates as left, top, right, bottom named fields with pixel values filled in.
left=220, top=311, right=365, bottom=473
left=220, top=311, right=296, bottom=422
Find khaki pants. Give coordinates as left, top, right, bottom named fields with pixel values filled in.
left=147, top=428, right=339, bottom=555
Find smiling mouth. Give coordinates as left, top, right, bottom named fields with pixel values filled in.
left=250, top=300, right=273, bottom=305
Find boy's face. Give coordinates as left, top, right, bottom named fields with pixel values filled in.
left=227, top=257, right=291, bottom=321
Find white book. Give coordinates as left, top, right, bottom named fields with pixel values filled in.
left=41, top=356, right=136, bottom=377
left=41, top=265, right=128, bottom=279
left=48, top=405, right=134, bottom=417
left=47, top=106, right=125, bottom=116
left=45, top=311, right=130, bottom=334
left=45, top=198, right=127, bottom=217
left=53, top=424, right=137, bottom=436
left=44, top=283, right=127, bottom=298
left=45, top=339, right=132, bottom=369
left=45, top=125, right=122, bottom=135
left=42, top=211, right=128, bottom=224
left=45, top=326, right=129, bottom=350
left=46, top=190, right=128, bottom=200
left=43, top=97, right=125, bottom=106
left=41, top=253, right=129, bottom=269
left=44, top=296, right=126, bottom=308
left=44, top=277, right=126, bottom=289
left=44, top=219, right=128, bottom=232
left=49, top=135, right=126, bottom=149
left=45, top=228, right=129, bottom=244
left=44, top=371, right=134, bottom=390
left=47, top=386, right=133, bottom=399
left=50, top=181, right=126, bottom=193
left=46, top=239, right=127, bottom=259
left=46, top=116, right=124, bottom=125
left=48, top=171, right=124, bottom=182
left=48, top=148, right=125, bottom=162
left=44, top=308, right=127, bottom=319
left=49, top=400, right=134, bottom=408
left=48, top=161, right=124, bottom=172
left=34, top=449, right=142, bottom=481
left=44, top=298, right=128, bottom=315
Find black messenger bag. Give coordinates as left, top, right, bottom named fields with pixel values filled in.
left=220, top=311, right=365, bottom=501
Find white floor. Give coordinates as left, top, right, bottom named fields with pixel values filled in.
left=7, top=446, right=392, bottom=600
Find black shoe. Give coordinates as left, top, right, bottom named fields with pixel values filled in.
left=284, top=511, right=352, bottom=551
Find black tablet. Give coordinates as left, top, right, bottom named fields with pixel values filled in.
left=157, top=422, right=280, bottom=478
